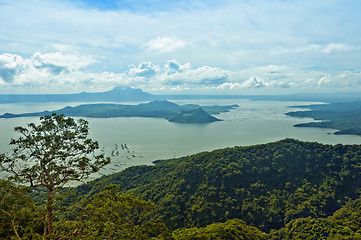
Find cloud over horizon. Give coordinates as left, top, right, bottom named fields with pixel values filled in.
left=1, top=52, right=361, bottom=94
left=0, top=0, right=360, bottom=94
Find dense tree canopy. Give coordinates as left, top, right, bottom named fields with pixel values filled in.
left=87, top=139, right=361, bottom=233
left=56, top=185, right=171, bottom=239
left=2, top=135, right=361, bottom=239
left=0, top=180, right=42, bottom=239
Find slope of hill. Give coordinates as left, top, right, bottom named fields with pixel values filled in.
left=269, top=197, right=361, bottom=239
left=80, top=139, right=361, bottom=233
left=169, top=108, right=221, bottom=123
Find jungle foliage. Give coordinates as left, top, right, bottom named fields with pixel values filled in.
left=2, top=138, right=361, bottom=239
left=82, top=139, right=361, bottom=237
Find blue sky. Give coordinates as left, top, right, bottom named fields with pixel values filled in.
left=0, top=0, right=360, bottom=94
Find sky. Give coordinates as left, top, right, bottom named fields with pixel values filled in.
left=0, top=0, right=360, bottom=94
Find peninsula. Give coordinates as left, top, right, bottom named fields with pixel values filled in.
left=286, top=101, right=361, bottom=135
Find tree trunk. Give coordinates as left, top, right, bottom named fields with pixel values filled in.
left=45, top=186, right=55, bottom=235
left=11, top=218, right=21, bottom=240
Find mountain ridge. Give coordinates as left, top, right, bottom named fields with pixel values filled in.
left=4, top=86, right=361, bottom=103
left=0, top=86, right=154, bottom=103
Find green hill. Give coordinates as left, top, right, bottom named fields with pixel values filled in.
left=5, top=138, right=361, bottom=239
left=80, top=139, right=361, bottom=233
left=169, top=108, right=221, bottom=123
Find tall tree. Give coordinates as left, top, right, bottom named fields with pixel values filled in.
left=0, top=113, right=110, bottom=235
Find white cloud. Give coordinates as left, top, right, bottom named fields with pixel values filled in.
left=145, top=36, right=186, bottom=52
left=0, top=0, right=360, bottom=80
left=322, top=43, right=355, bottom=54
left=128, top=62, right=159, bottom=78
left=2, top=52, right=361, bottom=94
left=31, top=52, right=95, bottom=71
left=0, top=52, right=130, bottom=93
left=158, top=65, right=229, bottom=87
left=0, top=53, right=25, bottom=83
left=216, top=75, right=296, bottom=91
left=216, top=82, right=243, bottom=90
left=240, top=76, right=267, bottom=88
left=316, top=71, right=361, bottom=88
left=318, top=75, right=332, bottom=86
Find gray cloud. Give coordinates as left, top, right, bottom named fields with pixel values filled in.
left=164, top=59, right=190, bottom=74
left=35, top=64, right=68, bottom=75
left=199, top=76, right=228, bottom=85
left=166, top=60, right=181, bottom=72
left=0, top=66, right=17, bottom=83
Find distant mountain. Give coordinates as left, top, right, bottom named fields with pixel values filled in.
left=3, top=86, right=361, bottom=103
left=169, top=108, right=221, bottom=123
left=0, top=100, right=237, bottom=123
left=0, top=86, right=154, bottom=103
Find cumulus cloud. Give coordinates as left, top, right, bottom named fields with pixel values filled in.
left=164, top=59, right=190, bottom=74
left=181, top=66, right=228, bottom=85
left=2, top=52, right=361, bottom=94
left=128, top=62, right=159, bottom=78
left=158, top=65, right=229, bottom=88
left=216, top=75, right=295, bottom=91
left=31, top=52, right=95, bottom=71
left=240, top=76, right=267, bottom=88
left=0, top=53, right=25, bottom=83
left=0, top=52, right=127, bottom=93
left=216, top=82, right=243, bottom=90
left=145, top=36, right=185, bottom=52
left=315, top=71, right=361, bottom=88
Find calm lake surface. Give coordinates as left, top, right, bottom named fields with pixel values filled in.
left=1, top=99, right=361, bottom=180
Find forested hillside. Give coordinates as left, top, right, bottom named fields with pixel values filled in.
left=82, top=139, right=361, bottom=234
left=3, top=138, right=361, bottom=239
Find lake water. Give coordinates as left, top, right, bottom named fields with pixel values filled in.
left=1, top=99, right=361, bottom=181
